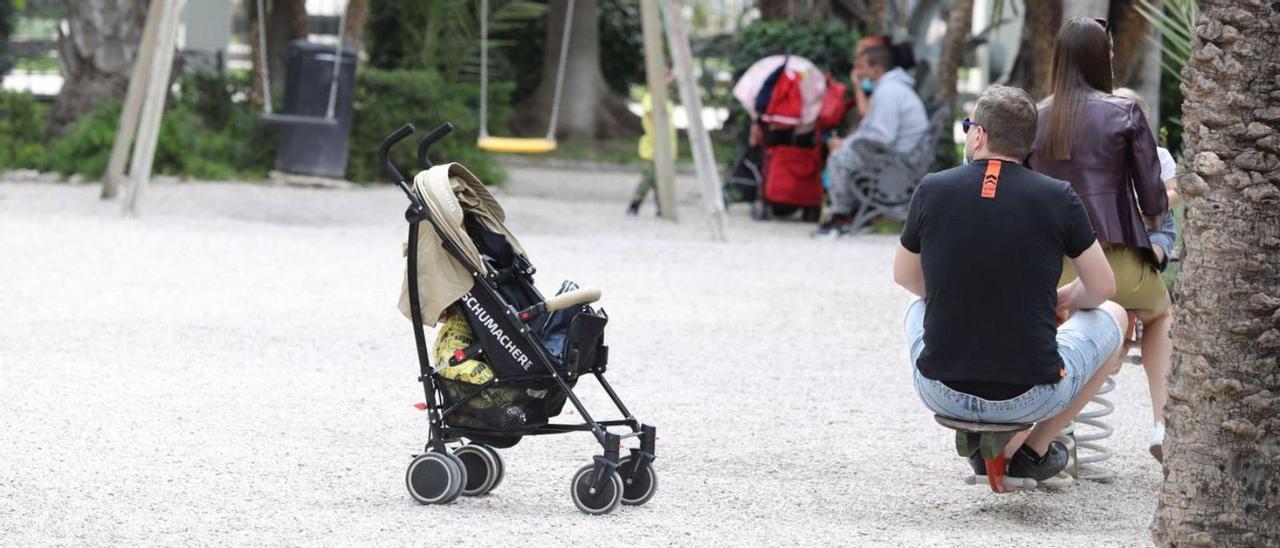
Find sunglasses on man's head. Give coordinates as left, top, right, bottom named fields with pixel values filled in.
left=962, top=117, right=981, bottom=134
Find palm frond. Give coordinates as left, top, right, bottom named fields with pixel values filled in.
left=1134, top=0, right=1198, bottom=82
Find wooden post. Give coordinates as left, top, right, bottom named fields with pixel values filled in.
left=122, top=0, right=186, bottom=217
left=639, top=0, right=678, bottom=221
left=103, top=0, right=167, bottom=200
left=660, top=0, right=726, bottom=241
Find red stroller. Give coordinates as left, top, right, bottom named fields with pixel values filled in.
left=733, top=55, right=850, bottom=221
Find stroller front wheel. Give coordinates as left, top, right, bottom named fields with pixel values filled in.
left=617, top=457, right=658, bottom=506
left=569, top=464, right=623, bottom=515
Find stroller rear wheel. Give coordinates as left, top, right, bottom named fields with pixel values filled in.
left=801, top=206, right=821, bottom=223
left=770, top=204, right=799, bottom=217
left=616, top=457, right=658, bottom=506
left=569, top=464, right=623, bottom=515
left=487, top=446, right=507, bottom=491
left=455, top=445, right=500, bottom=497
left=406, top=453, right=464, bottom=505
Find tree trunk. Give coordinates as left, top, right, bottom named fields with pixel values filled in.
left=928, top=0, right=971, bottom=168
left=931, top=0, right=972, bottom=108
left=1062, top=0, right=1109, bottom=20
left=1028, top=0, right=1062, bottom=100
left=250, top=0, right=308, bottom=106
left=511, top=0, right=639, bottom=139
left=1110, top=0, right=1148, bottom=87
left=1110, top=0, right=1161, bottom=132
left=343, top=0, right=370, bottom=54
left=1151, top=2, right=1280, bottom=546
left=1005, top=0, right=1061, bottom=100
left=757, top=0, right=870, bottom=29
left=48, top=0, right=148, bottom=138
left=864, top=0, right=888, bottom=34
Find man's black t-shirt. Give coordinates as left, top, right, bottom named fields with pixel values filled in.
left=901, top=159, right=1096, bottom=388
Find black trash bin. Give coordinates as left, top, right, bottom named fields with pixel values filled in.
left=275, top=40, right=357, bottom=179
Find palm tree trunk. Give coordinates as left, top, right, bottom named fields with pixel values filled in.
left=1028, top=0, right=1061, bottom=100
left=1110, top=0, right=1147, bottom=84
left=931, top=0, right=972, bottom=108
left=1151, top=1, right=1280, bottom=545
left=48, top=0, right=148, bottom=138
left=928, top=0, right=972, bottom=168
left=1006, top=0, right=1061, bottom=100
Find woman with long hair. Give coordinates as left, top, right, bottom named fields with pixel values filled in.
left=1027, top=17, right=1172, bottom=462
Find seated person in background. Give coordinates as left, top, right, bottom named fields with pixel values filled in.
left=815, top=45, right=928, bottom=239
left=849, top=36, right=918, bottom=120
left=894, top=86, right=1129, bottom=481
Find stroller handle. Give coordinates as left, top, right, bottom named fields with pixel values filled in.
left=418, top=123, right=456, bottom=170
left=545, top=287, right=602, bottom=312
left=379, top=123, right=418, bottom=204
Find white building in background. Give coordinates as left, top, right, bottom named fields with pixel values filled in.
left=185, top=0, right=234, bottom=72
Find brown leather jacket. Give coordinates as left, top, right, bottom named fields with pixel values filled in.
left=1027, top=92, right=1168, bottom=265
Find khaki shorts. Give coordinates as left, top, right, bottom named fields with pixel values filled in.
left=1060, top=243, right=1170, bottom=312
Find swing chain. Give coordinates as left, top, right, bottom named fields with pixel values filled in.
left=479, top=0, right=572, bottom=141
left=255, top=0, right=273, bottom=114
left=545, top=0, right=575, bottom=140
left=254, top=0, right=346, bottom=121
left=479, top=0, right=490, bottom=138
left=325, top=2, right=349, bottom=120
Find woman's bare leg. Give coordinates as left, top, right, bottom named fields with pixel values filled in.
left=1137, top=307, right=1173, bottom=423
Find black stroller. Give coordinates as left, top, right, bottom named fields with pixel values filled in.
left=381, top=123, right=657, bottom=515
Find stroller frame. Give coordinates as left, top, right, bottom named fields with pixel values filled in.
left=380, top=123, right=656, bottom=506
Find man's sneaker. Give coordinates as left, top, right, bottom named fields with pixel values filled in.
left=626, top=201, right=641, bottom=216
left=811, top=215, right=853, bottom=240
left=1007, top=441, right=1069, bottom=481
left=1150, top=422, right=1165, bottom=463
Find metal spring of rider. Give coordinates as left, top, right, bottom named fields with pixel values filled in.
left=1069, top=376, right=1116, bottom=482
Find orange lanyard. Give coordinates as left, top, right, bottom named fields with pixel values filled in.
left=981, top=160, right=1003, bottom=199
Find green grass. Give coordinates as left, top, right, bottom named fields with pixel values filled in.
left=868, top=218, right=906, bottom=235
left=13, top=55, right=58, bottom=72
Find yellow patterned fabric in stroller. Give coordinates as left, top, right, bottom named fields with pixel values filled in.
left=432, top=312, right=526, bottom=430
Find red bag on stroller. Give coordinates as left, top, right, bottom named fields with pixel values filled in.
left=763, top=144, right=824, bottom=207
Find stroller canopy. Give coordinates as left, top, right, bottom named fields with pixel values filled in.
left=399, top=163, right=528, bottom=326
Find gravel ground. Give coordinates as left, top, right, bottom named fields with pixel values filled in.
left=1, top=169, right=1162, bottom=546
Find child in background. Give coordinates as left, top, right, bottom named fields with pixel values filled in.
left=627, top=74, right=678, bottom=216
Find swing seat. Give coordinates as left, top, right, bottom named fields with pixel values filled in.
left=477, top=136, right=557, bottom=154
left=260, top=113, right=339, bottom=127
